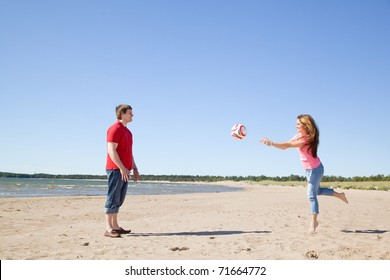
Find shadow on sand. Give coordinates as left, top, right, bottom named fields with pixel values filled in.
left=341, top=229, right=389, bottom=234
left=128, top=230, right=271, bottom=237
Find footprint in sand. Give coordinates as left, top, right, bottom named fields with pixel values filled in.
left=305, top=250, right=319, bottom=259
left=170, top=247, right=189, bottom=251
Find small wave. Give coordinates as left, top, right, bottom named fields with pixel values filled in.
left=0, top=178, right=241, bottom=198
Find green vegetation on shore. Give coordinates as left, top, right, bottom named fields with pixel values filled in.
left=1, top=172, right=389, bottom=191
left=245, top=180, right=390, bottom=191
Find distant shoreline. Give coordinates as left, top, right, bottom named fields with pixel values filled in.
left=0, top=172, right=389, bottom=191
left=1, top=171, right=389, bottom=183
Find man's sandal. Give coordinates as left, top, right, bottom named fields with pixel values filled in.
left=104, top=230, right=121, bottom=238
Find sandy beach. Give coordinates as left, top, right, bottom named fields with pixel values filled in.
left=0, top=182, right=389, bottom=260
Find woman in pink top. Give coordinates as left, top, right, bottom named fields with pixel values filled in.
left=261, top=114, right=348, bottom=233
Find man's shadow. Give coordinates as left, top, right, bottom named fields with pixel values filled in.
left=128, top=230, right=271, bottom=237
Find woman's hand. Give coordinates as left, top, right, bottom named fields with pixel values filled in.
left=260, top=138, right=273, bottom=146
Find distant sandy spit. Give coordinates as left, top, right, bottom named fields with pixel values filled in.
left=0, top=182, right=389, bottom=260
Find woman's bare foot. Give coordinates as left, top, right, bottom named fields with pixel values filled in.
left=309, top=214, right=319, bottom=233
left=334, top=191, right=348, bottom=204
left=309, top=220, right=319, bottom=234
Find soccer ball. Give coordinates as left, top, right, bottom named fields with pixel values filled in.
left=231, top=124, right=247, bottom=140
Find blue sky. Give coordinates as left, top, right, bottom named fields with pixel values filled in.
left=1, top=0, right=389, bottom=177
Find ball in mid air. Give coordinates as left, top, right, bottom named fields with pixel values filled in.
left=231, top=124, right=247, bottom=140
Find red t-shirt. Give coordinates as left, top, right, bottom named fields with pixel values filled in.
left=106, top=121, right=133, bottom=170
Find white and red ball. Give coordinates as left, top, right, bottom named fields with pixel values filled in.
left=231, top=124, right=247, bottom=140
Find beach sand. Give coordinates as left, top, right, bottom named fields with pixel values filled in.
left=0, top=182, right=389, bottom=260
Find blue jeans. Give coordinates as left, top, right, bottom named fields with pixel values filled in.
left=306, top=163, right=334, bottom=214
left=105, top=169, right=128, bottom=214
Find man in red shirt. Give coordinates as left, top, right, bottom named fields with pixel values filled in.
left=104, top=104, right=140, bottom=238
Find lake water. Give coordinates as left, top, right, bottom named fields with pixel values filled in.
left=0, top=177, right=241, bottom=198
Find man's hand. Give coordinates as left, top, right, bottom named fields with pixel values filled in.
left=132, top=169, right=140, bottom=182
left=120, top=167, right=131, bottom=182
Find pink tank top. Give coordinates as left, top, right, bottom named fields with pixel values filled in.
left=291, top=133, right=321, bottom=170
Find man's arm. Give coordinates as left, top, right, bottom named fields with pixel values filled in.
left=131, top=156, right=140, bottom=182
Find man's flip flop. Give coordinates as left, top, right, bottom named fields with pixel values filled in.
left=104, top=230, right=121, bottom=238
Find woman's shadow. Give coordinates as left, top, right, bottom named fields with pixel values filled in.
left=341, top=229, right=388, bottom=234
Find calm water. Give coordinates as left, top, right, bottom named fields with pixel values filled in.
left=0, top=178, right=241, bottom=198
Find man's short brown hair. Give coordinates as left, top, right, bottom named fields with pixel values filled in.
left=116, top=104, right=132, bottom=120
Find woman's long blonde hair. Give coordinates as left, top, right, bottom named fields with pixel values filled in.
left=297, top=114, right=319, bottom=158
